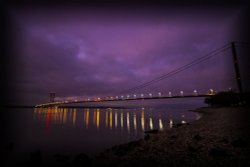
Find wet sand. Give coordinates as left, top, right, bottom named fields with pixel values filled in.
left=94, top=107, right=250, bottom=167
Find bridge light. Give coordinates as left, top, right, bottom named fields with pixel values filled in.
left=193, top=90, right=197, bottom=95
left=111, top=96, right=114, bottom=99
left=209, top=89, right=214, bottom=95
left=134, top=94, right=136, bottom=98
left=127, top=95, right=130, bottom=98
left=149, top=93, right=152, bottom=97
left=158, top=92, right=161, bottom=97
left=121, top=95, right=124, bottom=99
left=141, top=94, right=144, bottom=98
left=87, top=98, right=90, bottom=101
left=116, top=96, right=118, bottom=99
left=180, top=91, right=184, bottom=96
left=168, top=92, right=172, bottom=97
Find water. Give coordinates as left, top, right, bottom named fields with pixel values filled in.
left=3, top=98, right=206, bottom=163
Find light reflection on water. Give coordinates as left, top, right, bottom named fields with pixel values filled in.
left=4, top=98, right=205, bottom=158
left=33, top=107, right=197, bottom=133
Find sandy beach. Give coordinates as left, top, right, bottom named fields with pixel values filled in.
left=93, top=107, right=250, bottom=167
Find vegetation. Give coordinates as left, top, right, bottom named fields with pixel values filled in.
left=204, top=91, right=250, bottom=106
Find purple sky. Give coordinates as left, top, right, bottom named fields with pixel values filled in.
left=5, top=4, right=248, bottom=105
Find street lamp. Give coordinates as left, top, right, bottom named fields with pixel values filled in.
left=169, top=91, right=172, bottom=97
left=180, top=91, right=184, bottom=96
left=158, top=92, right=161, bottom=97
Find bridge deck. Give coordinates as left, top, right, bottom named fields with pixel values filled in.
left=35, top=94, right=214, bottom=107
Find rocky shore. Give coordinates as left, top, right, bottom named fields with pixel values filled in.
left=93, top=107, right=250, bottom=167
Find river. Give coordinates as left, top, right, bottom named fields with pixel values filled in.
left=3, top=97, right=206, bottom=164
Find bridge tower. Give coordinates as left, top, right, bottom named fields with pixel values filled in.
left=231, top=42, right=243, bottom=93
left=49, top=92, right=56, bottom=102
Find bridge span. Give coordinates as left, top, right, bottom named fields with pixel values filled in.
left=35, top=94, right=214, bottom=108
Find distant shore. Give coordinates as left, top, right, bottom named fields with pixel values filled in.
left=2, top=105, right=35, bottom=108
left=93, top=107, right=250, bottom=167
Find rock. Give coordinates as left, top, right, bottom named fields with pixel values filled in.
left=137, top=147, right=145, bottom=152
left=144, top=129, right=159, bottom=134
left=113, top=141, right=141, bottom=156
left=128, top=141, right=141, bottom=148
left=193, top=134, right=203, bottom=141
left=218, top=138, right=229, bottom=144
left=188, top=144, right=202, bottom=153
left=188, top=146, right=197, bottom=153
left=173, top=123, right=183, bottom=128
left=144, top=134, right=150, bottom=141
left=170, top=135, right=177, bottom=139
left=231, top=138, right=248, bottom=148
left=209, top=148, right=229, bottom=158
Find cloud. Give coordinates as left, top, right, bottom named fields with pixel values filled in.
left=6, top=5, right=245, bottom=105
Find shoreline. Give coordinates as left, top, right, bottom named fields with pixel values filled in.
left=93, top=106, right=250, bottom=166
left=4, top=106, right=250, bottom=166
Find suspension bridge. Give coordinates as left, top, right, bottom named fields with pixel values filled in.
left=35, top=42, right=248, bottom=107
